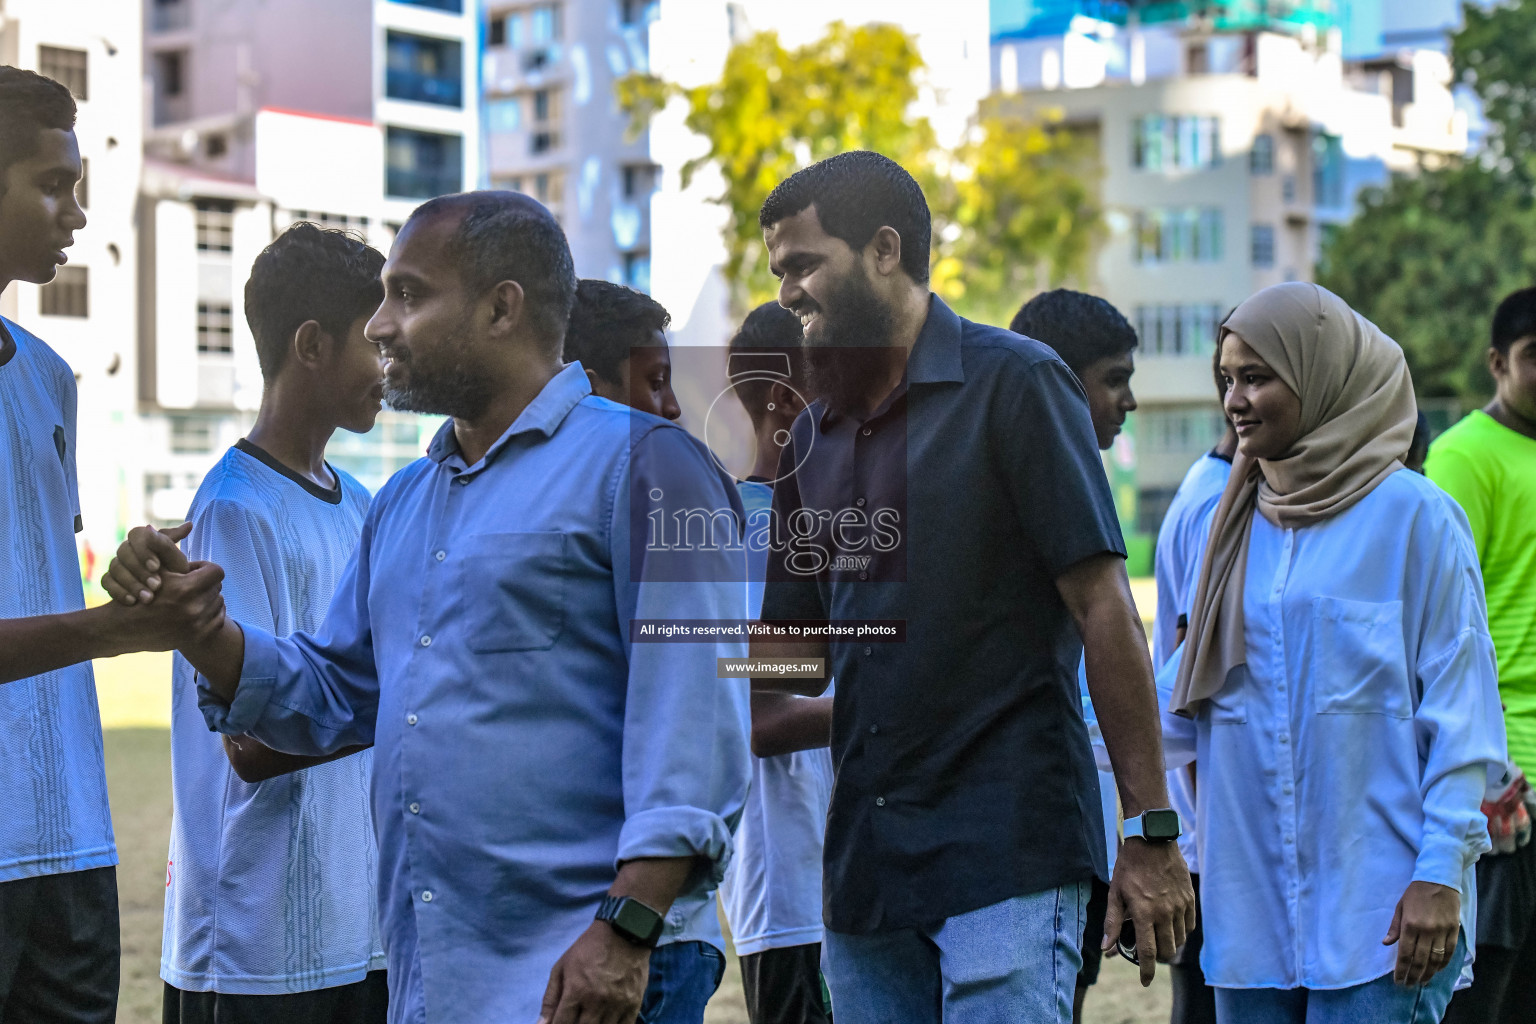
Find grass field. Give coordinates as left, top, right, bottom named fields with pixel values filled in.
left=95, top=579, right=1169, bottom=1023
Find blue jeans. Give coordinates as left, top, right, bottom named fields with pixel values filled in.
left=637, top=940, right=726, bottom=1024
left=1213, top=935, right=1468, bottom=1024
left=823, top=882, right=1090, bottom=1024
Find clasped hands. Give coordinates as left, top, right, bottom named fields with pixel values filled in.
left=98, top=523, right=225, bottom=650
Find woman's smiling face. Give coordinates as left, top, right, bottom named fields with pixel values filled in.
left=1220, top=332, right=1304, bottom=461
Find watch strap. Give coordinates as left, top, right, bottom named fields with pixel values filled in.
left=595, top=894, right=665, bottom=948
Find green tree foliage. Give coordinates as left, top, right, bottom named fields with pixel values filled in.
left=1318, top=0, right=1536, bottom=401
left=619, top=24, right=1101, bottom=317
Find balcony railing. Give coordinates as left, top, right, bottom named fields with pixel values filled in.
left=386, top=68, right=463, bottom=108
left=386, top=168, right=461, bottom=200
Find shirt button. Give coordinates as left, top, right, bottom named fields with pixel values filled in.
left=875, top=797, right=886, bottom=807
left=421, top=890, right=434, bottom=902
left=435, top=550, right=446, bottom=562
left=1279, top=734, right=1289, bottom=744
left=1283, top=785, right=1293, bottom=795
left=855, top=497, right=866, bottom=508
left=409, top=802, right=421, bottom=814
left=1284, top=835, right=1294, bottom=844
left=861, top=427, right=872, bottom=437
left=420, top=635, right=432, bottom=647
left=869, top=724, right=879, bottom=735
left=858, top=571, right=869, bottom=581
left=407, top=714, right=418, bottom=726
left=863, top=646, right=873, bottom=656
left=456, top=477, right=469, bottom=486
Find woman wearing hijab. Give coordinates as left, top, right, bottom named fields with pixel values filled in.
left=1159, top=282, right=1506, bottom=1023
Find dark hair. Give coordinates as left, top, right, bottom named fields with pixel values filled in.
left=564, top=279, right=671, bottom=384
left=1408, top=410, right=1431, bottom=467
left=1215, top=307, right=1238, bottom=402
left=1008, top=289, right=1137, bottom=376
left=408, top=191, right=576, bottom=347
left=728, top=302, right=806, bottom=423
left=0, top=67, right=77, bottom=192
left=244, top=222, right=385, bottom=380
left=758, top=151, right=931, bottom=285
left=1492, top=286, right=1536, bottom=355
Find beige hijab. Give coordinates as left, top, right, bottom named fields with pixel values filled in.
left=1170, top=282, right=1417, bottom=717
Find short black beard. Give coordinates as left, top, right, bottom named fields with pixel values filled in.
left=382, top=318, right=497, bottom=421
left=801, top=269, right=899, bottom=418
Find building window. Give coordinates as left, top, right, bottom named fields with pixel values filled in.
left=205, top=133, right=227, bottom=158
left=197, top=303, right=234, bottom=354
left=1251, top=224, right=1276, bottom=267
left=156, top=50, right=185, bottom=97
left=1133, top=304, right=1223, bottom=357
left=39, top=46, right=88, bottom=101
left=488, top=15, right=506, bottom=46
left=532, top=171, right=564, bottom=208
left=1250, top=133, right=1274, bottom=174
left=533, top=87, right=561, bottom=122
left=150, top=0, right=190, bottom=32
left=1133, top=208, right=1224, bottom=264
left=624, top=251, right=651, bottom=293
left=1312, top=131, right=1345, bottom=209
left=77, top=158, right=88, bottom=209
left=286, top=209, right=371, bottom=234
left=169, top=415, right=215, bottom=455
left=393, top=0, right=463, bottom=11
left=1137, top=407, right=1230, bottom=457
left=386, top=31, right=463, bottom=108
left=622, top=163, right=658, bottom=199
left=619, top=0, right=659, bottom=25
left=486, top=97, right=521, bottom=132
left=530, top=3, right=562, bottom=43
left=386, top=127, right=463, bottom=199
left=195, top=199, right=234, bottom=252
left=1282, top=174, right=1297, bottom=203
left=40, top=265, right=88, bottom=318
left=1132, top=115, right=1220, bottom=172
left=530, top=131, right=560, bottom=155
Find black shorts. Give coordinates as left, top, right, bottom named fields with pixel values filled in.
left=739, top=943, right=832, bottom=1024
left=1077, top=875, right=1111, bottom=988
left=0, top=865, right=119, bottom=1024
left=163, top=970, right=388, bottom=1024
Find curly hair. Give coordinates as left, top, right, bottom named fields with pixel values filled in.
left=0, top=67, right=77, bottom=194
left=1009, top=289, right=1138, bottom=377
left=563, top=279, right=671, bottom=385
left=759, top=151, right=931, bottom=285
left=244, top=222, right=386, bottom=380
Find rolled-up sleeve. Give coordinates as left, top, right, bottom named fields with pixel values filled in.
left=1411, top=499, right=1506, bottom=888
left=197, top=501, right=384, bottom=755
left=611, top=425, right=752, bottom=882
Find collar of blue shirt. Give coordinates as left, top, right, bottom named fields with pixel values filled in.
left=818, top=294, right=966, bottom=431
left=426, top=362, right=594, bottom=472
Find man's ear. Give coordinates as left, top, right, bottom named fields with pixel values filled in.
left=769, top=380, right=806, bottom=418
left=292, top=320, right=326, bottom=370
left=868, top=225, right=905, bottom=279
left=1488, top=345, right=1508, bottom=381
left=486, top=279, right=526, bottom=337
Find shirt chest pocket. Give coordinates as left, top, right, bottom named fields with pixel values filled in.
left=1309, top=597, right=1412, bottom=718
left=457, top=532, right=568, bottom=653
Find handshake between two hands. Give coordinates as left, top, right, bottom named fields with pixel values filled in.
left=98, top=523, right=228, bottom=652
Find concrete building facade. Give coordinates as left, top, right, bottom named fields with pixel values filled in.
left=136, top=0, right=477, bottom=521
left=0, top=0, right=145, bottom=580
left=993, top=14, right=1465, bottom=539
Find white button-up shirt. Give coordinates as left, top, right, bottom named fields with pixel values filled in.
left=1159, top=469, right=1505, bottom=990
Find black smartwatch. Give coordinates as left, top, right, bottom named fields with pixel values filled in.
left=595, top=894, right=665, bottom=948
left=1123, top=808, right=1182, bottom=842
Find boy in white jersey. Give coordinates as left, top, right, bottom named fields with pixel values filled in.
left=147, top=223, right=390, bottom=1024
left=0, top=66, right=224, bottom=1023
left=718, top=301, right=836, bottom=1024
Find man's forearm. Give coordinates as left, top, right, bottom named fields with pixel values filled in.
left=181, top=618, right=246, bottom=703
left=0, top=606, right=136, bottom=685
left=610, top=855, right=697, bottom=914
left=751, top=692, right=834, bottom=757
left=1083, top=599, right=1171, bottom=816
left=748, top=636, right=831, bottom=696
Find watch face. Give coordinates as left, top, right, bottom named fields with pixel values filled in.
left=614, top=899, right=662, bottom=941
left=1145, top=808, right=1182, bottom=840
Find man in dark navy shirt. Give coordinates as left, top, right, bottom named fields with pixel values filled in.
left=751, top=152, right=1194, bottom=1023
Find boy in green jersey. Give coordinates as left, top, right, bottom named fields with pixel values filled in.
left=1433, top=286, right=1536, bottom=1024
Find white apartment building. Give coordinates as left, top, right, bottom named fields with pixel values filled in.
left=993, top=16, right=1465, bottom=539
left=137, top=0, right=477, bottom=520
left=481, top=0, right=990, bottom=349
left=0, top=0, right=144, bottom=581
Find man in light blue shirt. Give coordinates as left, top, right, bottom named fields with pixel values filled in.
left=107, top=192, right=752, bottom=1024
